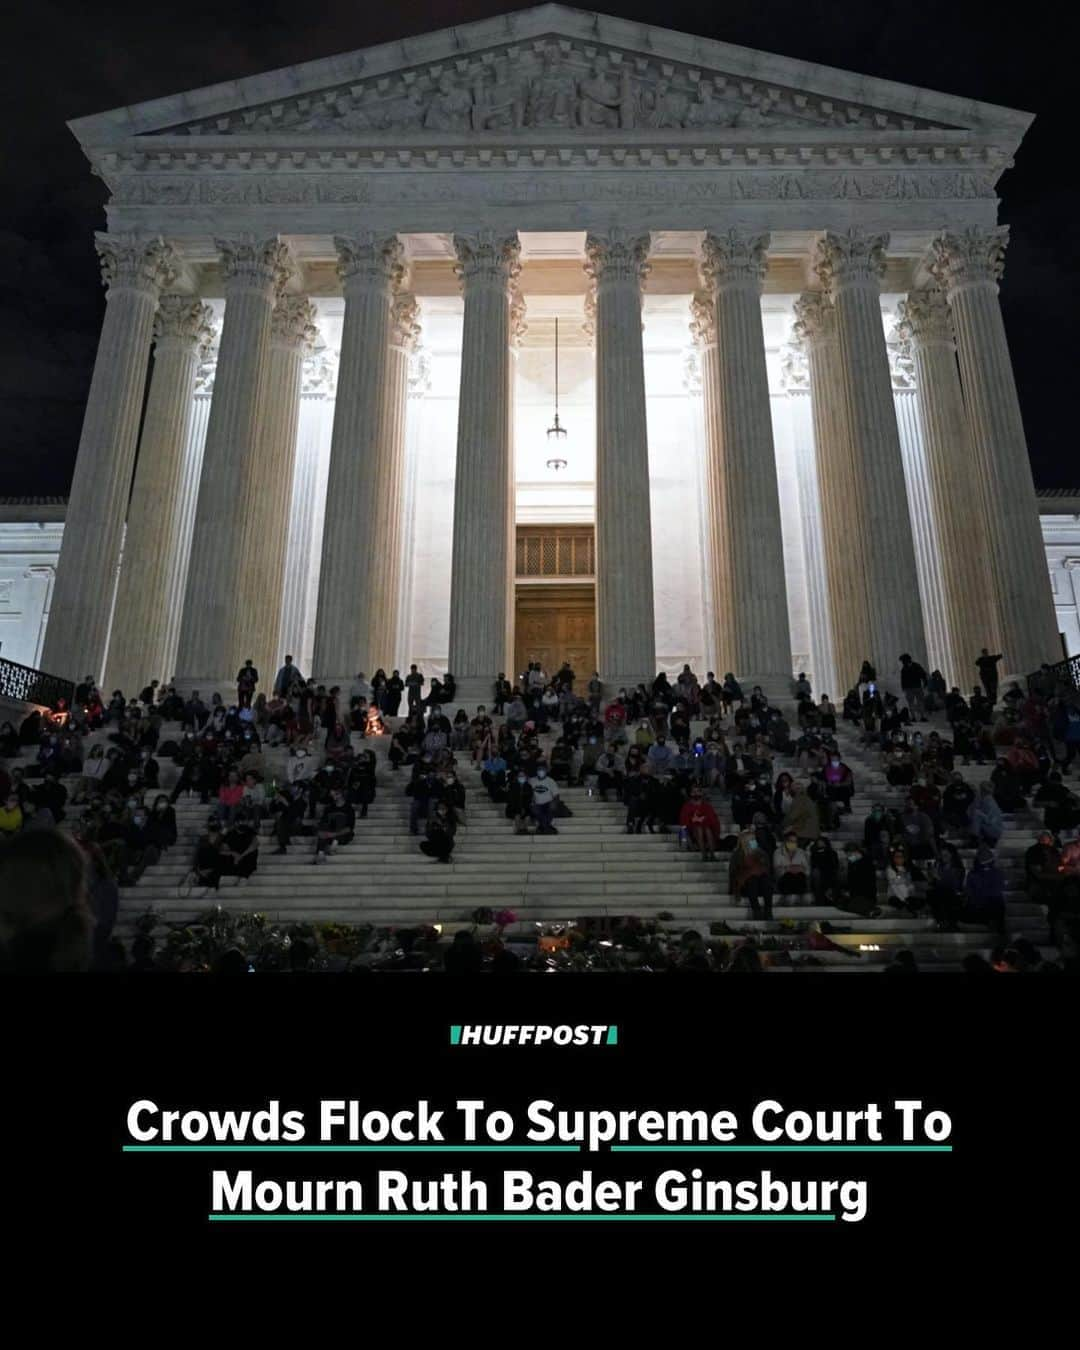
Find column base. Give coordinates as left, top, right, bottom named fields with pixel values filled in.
left=603, top=676, right=657, bottom=702
left=171, top=675, right=236, bottom=702
left=448, top=675, right=498, bottom=713
left=739, top=672, right=797, bottom=706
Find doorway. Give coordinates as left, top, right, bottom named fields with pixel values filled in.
left=514, top=583, right=596, bottom=685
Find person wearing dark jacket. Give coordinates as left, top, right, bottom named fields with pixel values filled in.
left=420, top=800, right=457, bottom=862
left=314, top=790, right=355, bottom=863
left=899, top=653, right=929, bottom=720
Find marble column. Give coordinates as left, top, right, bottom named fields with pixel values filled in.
left=446, top=230, right=520, bottom=706
left=312, top=234, right=403, bottom=689
left=930, top=227, right=1061, bottom=680
left=279, top=345, right=337, bottom=674
left=697, top=229, right=792, bottom=699
left=42, top=233, right=177, bottom=683
left=174, top=235, right=293, bottom=695
left=894, top=292, right=997, bottom=687
left=816, top=229, right=927, bottom=689
left=395, top=346, right=431, bottom=675
left=378, top=292, right=421, bottom=673
left=106, top=296, right=214, bottom=694
left=236, top=294, right=316, bottom=684
left=781, top=338, right=838, bottom=699
left=792, top=293, right=870, bottom=691
left=584, top=228, right=656, bottom=693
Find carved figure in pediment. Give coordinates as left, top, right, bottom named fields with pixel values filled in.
left=471, top=66, right=527, bottom=131
left=526, top=50, right=575, bottom=127
left=423, top=72, right=473, bottom=132
left=641, top=79, right=690, bottom=129
left=292, top=107, right=340, bottom=132
left=733, top=97, right=769, bottom=130
left=378, top=87, right=426, bottom=131
left=577, top=62, right=635, bottom=130
left=682, top=81, right=731, bottom=129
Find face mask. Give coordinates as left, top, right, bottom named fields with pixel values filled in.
left=748, top=840, right=758, bottom=850
left=134, top=815, right=146, bottom=827
left=127, top=798, right=138, bottom=810
left=537, top=769, right=546, bottom=779
left=517, top=776, right=526, bottom=784
left=588, top=738, right=596, bottom=745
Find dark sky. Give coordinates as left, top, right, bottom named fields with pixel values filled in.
left=2, top=0, right=1073, bottom=495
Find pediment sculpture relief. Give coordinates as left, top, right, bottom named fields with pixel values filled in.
left=173, top=44, right=946, bottom=137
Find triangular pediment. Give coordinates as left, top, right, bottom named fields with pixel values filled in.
left=69, top=4, right=1031, bottom=151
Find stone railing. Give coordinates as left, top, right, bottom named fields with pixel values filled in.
left=0, top=656, right=76, bottom=710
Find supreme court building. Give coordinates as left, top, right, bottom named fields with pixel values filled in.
left=39, top=4, right=1066, bottom=705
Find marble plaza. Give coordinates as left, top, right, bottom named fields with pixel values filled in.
left=25, top=5, right=1072, bottom=702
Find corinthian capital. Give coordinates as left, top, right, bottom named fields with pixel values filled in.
left=153, top=295, right=216, bottom=351
left=95, top=232, right=179, bottom=297
left=700, top=229, right=770, bottom=291
left=217, top=235, right=294, bottom=296
left=271, top=295, right=319, bottom=351
left=897, top=288, right=953, bottom=348
left=929, top=226, right=1008, bottom=294
left=391, top=292, right=422, bottom=351
left=452, top=230, right=522, bottom=288
left=815, top=228, right=889, bottom=294
left=583, top=228, right=651, bottom=287
left=335, top=233, right=405, bottom=290
left=688, top=293, right=716, bottom=348
left=509, top=286, right=528, bottom=347
left=791, top=292, right=836, bottom=347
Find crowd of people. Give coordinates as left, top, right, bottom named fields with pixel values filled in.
left=2, top=644, right=1079, bottom=973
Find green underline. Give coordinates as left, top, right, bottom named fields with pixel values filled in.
left=208, top=1213, right=836, bottom=1222
left=123, top=1145, right=581, bottom=1153
left=611, top=1145, right=952, bottom=1153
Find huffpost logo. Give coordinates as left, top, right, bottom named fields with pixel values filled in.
left=450, top=1025, right=619, bottom=1047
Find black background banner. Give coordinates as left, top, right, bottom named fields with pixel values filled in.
left=4, top=976, right=1067, bottom=1257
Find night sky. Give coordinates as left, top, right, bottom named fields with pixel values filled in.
left=2, top=0, right=1074, bottom=496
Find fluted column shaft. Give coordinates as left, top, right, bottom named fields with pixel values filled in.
left=376, top=294, right=420, bottom=669
left=896, top=290, right=997, bottom=685
left=782, top=339, right=838, bottom=699
left=107, top=297, right=214, bottom=693
left=698, top=230, right=792, bottom=697
left=446, top=230, right=520, bottom=705
left=931, top=228, right=1060, bottom=679
left=174, top=236, right=292, bottom=693
left=312, top=234, right=403, bottom=687
left=236, top=295, right=315, bottom=683
left=793, top=294, right=869, bottom=691
left=585, top=229, right=656, bottom=693
left=42, top=234, right=177, bottom=683
left=817, top=230, right=927, bottom=689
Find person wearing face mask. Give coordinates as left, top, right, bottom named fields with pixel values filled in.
left=774, top=831, right=810, bottom=900
left=647, top=734, right=674, bottom=776
left=809, top=836, right=840, bottom=904
left=145, top=795, right=177, bottom=852
left=730, top=829, right=773, bottom=920
left=420, top=799, right=457, bottom=863
left=678, top=787, right=721, bottom=861
left=528, top=765, right=560, bottom=834
left=505, top=768, right=533, bottom=834
left=838, top=843, right=881, bottom=917
left=578, top=733, right=601, bottom=785
left=822, top=752, right=855, bottom=814
left=635, top=718, right=655, bottom=751
left=116, top=803, right=161, bottom=886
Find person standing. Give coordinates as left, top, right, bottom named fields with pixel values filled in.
left=236, top=660, right=259, bottom=710
left=899, top=653, right=928, bottom=722
left=273, top=656, right=303, bottom=697
left=976, top=649, right=1003, bottom=705
left=405, top=664, right=425, bottom=712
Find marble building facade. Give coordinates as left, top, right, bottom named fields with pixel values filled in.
left=25, top=5, right=1068, bottom=702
